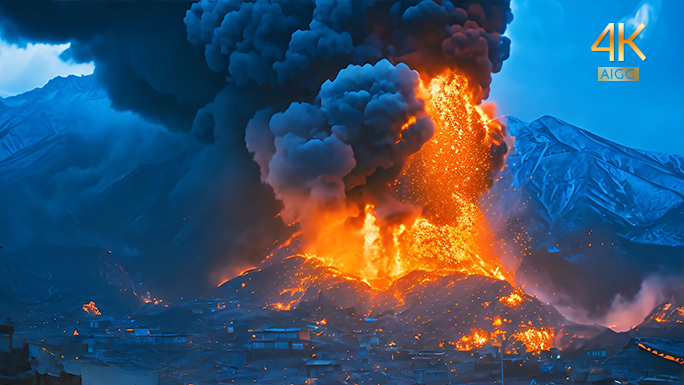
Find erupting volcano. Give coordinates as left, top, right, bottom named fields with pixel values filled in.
left=1, top=1, right=682, bottom=383
left=233, top=66, right=562, bottom=355
left=295, top=70, right=508, bottom=288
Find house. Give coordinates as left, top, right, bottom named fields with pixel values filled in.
left=305, top=360, right=341, bottom=378
left=35, top=371, right=83, bottom=385
left=414, top=367, right=448, bottom=385
left=0, top=341, right=35, bottom=385
left=246, top=327, right=313, bottom=361
left=574, top=367, right=614, bottom=385
left=76, top=346, right=163, bottom=385
left=0, top=322, right=14, bottom=351
left=252, top=327, right=310, bottom=341
left=602, top=338, right=684, bottom=378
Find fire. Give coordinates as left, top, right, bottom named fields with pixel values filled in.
left=511, top=326, right=555, bottom=353
left=499, top=288, right=528, bottom=307
left=269, top=272, right=313, bottom=310
left=638, top=342, right=684, bottom=364
left=455, top=329, right=489, bottom=351
left=142, top=296, right=163, bottom=306
left=649, top=302, right=684, bottom=324
left=82, top=301, right=101, bottom=316
left=300, top=70, right=508, bottom=288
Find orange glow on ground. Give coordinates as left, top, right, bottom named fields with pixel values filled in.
left=511, top=326, right=555, bottom=353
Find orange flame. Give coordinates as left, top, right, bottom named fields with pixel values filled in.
left=82, top=301, right=101, bottom=316
left=455, top=329, right=489, bottom=351
left=499, top=288, right=528, bottom=307
left=299, top=70, right=508, bottom=288
left=511, top=326, right=555, bottom=353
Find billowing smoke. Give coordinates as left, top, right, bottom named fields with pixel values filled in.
left=246, top=60, right=433, bottom=236
left=0, top=0, right=512, bottom=295
left=184, top=0, right=511, bottom=100
left=184, top=0, right=513, bottom=248
left=0, top=2, right=224, bottom=130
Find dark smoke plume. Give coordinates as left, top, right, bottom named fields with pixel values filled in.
left=246, top=59, right=433, bottom=233
left=0, top=1, right=224, bottom=130
left=0, top=0, right=512, bottom=296
left=185, top=0, right=511, bottom=100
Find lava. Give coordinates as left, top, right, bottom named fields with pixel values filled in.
left=248, top=70, right=554, bottom=353
left=649, top=303, right=684, bottom=324
left=302, top=70, right=509, bottom=287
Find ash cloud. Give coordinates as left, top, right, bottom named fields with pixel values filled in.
left=184, top=0, right=511, bottom=100
left=0, top=1, right=224, bottom=130
left=0, top=0, right=513, bottom=294
left=246, top=60, right=433, bottom=234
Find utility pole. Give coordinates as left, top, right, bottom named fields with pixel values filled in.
left=500, top=342, right=504, bottom=385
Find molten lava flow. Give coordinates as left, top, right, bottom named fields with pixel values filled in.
left=82, top=301, right=101, bottom=316
left=304, top=70, right=508, bottom=287
left=649, top=303, right=684, bottom=324
left=403, top=71, right=504, bottom=224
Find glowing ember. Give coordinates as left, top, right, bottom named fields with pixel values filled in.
left=142, top=296, right=163, bottom=306
left=82, top=301, right=101, bottom=316
left=455, top=328, right=489, bottom=351
left=638, top=342, right=684, bottom=364
left=499, top=288, right=528, bottom=307
left=511, top=326, right=555, bottom=353
left=649, top=302, right=684, bottom=324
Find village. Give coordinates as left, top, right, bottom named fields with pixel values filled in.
left=1, top=295, right=682, bottom=385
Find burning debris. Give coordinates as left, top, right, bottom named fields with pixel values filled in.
left=82, top=301, right=101, bottom=316
left=499, top=288, right=530, bottom=308
left=511, top=326, right=555, bottom=353
left=455, top=328, right=489, bottom=351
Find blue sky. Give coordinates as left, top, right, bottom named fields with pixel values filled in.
left=490, top=0, right=684, bottom=155
left=0, top=39, right=93, bottom=98
left=0, top=0, right=681, bottom=155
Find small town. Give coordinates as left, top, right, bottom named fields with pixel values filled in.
left=1, top=291, right=682, bottom=385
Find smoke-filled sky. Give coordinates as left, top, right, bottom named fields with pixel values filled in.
left=1, top=0, right=681, bottom=154
left=0, top=0, right=680, bottom=327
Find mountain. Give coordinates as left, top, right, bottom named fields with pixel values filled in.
left=0, top=75, right=280, bottom=317
left=0, top=76, right=681, bottom=333
left=483, top=116, right=684, bottom=322
left=214, top=253, right=569, bottom=351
